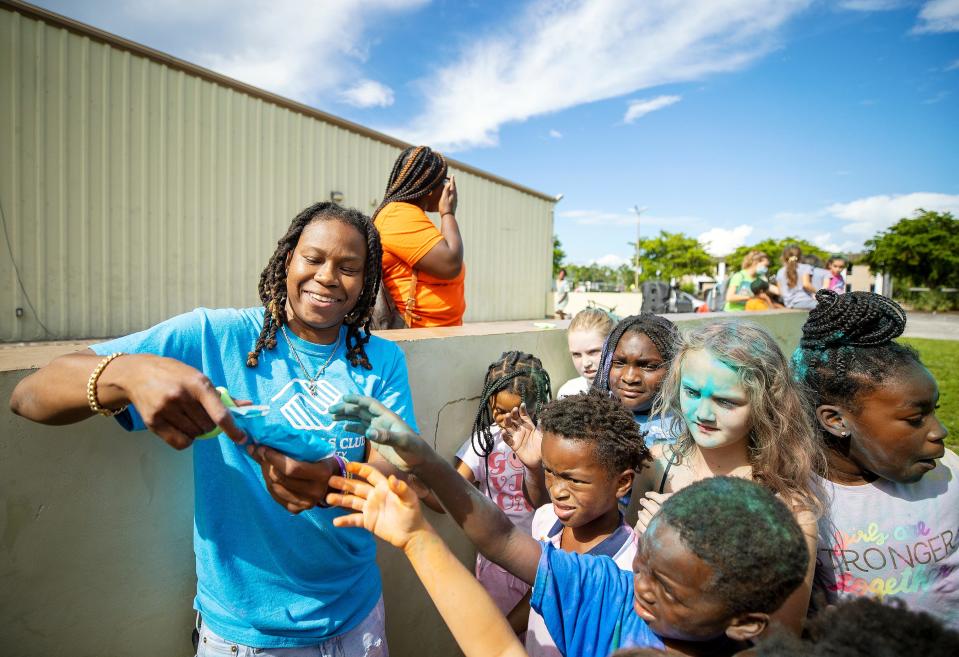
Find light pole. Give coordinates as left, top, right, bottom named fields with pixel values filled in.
left=632, top=205, right=647, bottom=291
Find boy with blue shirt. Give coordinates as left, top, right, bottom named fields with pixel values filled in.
left=327, top=396, right=811, bottom=657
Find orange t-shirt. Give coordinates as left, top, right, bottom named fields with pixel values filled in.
left=375, top=202, right=466, bottom=327
left=745, top=297, right=772, bottom=311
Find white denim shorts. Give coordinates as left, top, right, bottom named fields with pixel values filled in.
left=195, top=596, right=388, bottom=657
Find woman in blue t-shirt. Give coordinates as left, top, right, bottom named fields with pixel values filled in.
left=10, top=202, right=416, bottom=655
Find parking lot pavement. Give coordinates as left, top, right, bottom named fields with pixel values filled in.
left=903, top=312, right=959, bottom=341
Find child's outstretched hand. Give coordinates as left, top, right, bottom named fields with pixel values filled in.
left=330, top=395, right=430, bottom=472
left=500, top=403, right=543, bottom=470
left=328, top=461, right=430, bottom=550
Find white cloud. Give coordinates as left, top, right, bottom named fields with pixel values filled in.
left=42, top=0, right=428, bottom=105
left=914, top=0, right=959, bottom=33
left=339, top=79, right=395, bottom=108
left=947, top=58, right=959, bottom=70
left=811, top=233, right=861, bottom=254
left=699, top=224, right=754, bottom=256
left=592, top=253, right=631, bottom=267
left=549, top=129, right=563, bottom=139
left=838, top=0, right=905, bottom=10
left=826, top=192, right=959, bottom=236
left=623, top=95, right=682, bottom=123
left=395, top=0, right=812, bottom=150
left=922, top=90, right=950, bottom=104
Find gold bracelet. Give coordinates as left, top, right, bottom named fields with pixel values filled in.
left=87, top=353, right=129, bottom=417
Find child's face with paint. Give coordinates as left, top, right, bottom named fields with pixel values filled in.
left=568, top=329, right=606, bottom=383
left=632, top=519, right=739, bottom=641
left=608, top=332, right=667, bottom=413
left=490, top=390, right=523, bottom=431
left=832, top=363, right=947, bottom=483
left=679, top=349, right=752, bottom=450
left=541, top=432, right=631, bottom=529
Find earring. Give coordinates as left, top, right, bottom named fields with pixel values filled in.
left=840, top=430, right=848, bottom=437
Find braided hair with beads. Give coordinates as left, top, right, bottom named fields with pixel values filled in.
left=793, top=289, right=919, bottom=412
left=592, top=313, right=679, bottom=394
left=372, top=146, right=448, bottom=222
left=246, top=202, right=383, bottom=370
left=470, top=351, right=552, bottom=459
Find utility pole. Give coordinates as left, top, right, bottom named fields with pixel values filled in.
left=632, top=205, right=647, bottom=291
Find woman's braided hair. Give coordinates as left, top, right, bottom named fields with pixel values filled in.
left=793, top=289, right=919, bottom=411
left=470, top=351, right=552, bottom=459
left=592, top=313, right=679, bottom=394
left=371, top=146, right=448, bottom=222
left=246, top=202, right=383, bottom=370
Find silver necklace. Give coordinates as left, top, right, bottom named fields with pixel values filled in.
left=279, top=325, right=342, bottom=396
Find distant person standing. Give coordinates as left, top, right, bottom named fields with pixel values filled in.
left=554, top=268, right=570, bottom=319
left=373, top=146, right=466, bottom=328
left=776, top=245, right=818, bottom=309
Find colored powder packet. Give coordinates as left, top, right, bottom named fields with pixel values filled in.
left=227, top=405, right=335, bottom=462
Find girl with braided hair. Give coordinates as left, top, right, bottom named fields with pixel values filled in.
left=793, top=290, right=957, bottom=629
left=11, top=202, right=417, bottom=654
left=592, top=313, right=680, bottom=447
left=454, top=351, right=552, bottom=625
left=632, top=319, right=826, bottom=635
left=374, top=145, right=466, bottom=327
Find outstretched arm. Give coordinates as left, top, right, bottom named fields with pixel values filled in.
left=10, top=350, right=246, bottom=448
left=330, top=395, right=542, bottom=584
left=329, top=463, right=525, bottom=657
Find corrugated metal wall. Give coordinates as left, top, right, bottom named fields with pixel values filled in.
left=0, top=2, right=555, bottom=342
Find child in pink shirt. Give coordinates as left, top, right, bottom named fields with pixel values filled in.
left=455, top=351, right=552, bottom=621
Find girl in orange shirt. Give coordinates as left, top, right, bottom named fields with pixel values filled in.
left=373, top=146, right=466, bottom=327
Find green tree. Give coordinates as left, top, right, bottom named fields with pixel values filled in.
left=862, top=210, right=959, bottom=288
left=634, top=231, right=713, bottom=281
left=553, top=235, right=567, bottom=275
left=726, top=237, right=829, bottom=272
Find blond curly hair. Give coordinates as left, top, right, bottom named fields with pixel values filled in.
left=654, top=320, right=826, bottom=514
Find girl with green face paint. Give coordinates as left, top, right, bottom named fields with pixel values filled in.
left=632, top=319, right=827, bottom=636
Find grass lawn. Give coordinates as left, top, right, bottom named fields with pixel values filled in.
left=901, top=337, right=959, bottom=449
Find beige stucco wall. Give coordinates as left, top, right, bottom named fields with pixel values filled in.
left=0, top=310, right=807, bottom=656
left=0, top=2, right=555, bottom=342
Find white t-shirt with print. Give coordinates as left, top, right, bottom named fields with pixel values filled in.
left=456, top=425, right=535, bottom=530
left=814, top=449, right=959, bottom=629
left=526, top=504, right=638, bottom=657
left=456, top=426, right=535, bottom=615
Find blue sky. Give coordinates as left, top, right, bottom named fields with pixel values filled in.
left=33, top=0, right=959, bottom=266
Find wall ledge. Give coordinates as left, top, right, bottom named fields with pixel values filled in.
left=0, top=310, right=806, bottom=373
